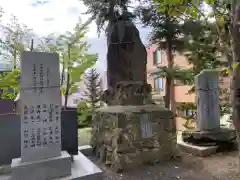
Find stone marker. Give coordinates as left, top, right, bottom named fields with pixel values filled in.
left=10, top=51, right=103, bottom=180
left=20, top=52, right=62, bottom=162
left=179, top=69, right=236, bottom=157
left=11, top=52, right=71, bottom=180
left=193, top=69, right=235, bottom=141
left=195, top=69, right=220, bottom=131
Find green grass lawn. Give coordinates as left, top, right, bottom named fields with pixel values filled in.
left=78, top=127, right=92, bottom=146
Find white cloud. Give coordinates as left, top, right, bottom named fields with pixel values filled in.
left=0, top=0, right=151, bottom=71
left=0, top=0, right=98, bottom=37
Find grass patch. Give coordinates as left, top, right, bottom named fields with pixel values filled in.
left=78, top=127, right=92, bottom=146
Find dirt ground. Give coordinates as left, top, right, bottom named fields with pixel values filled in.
left=78, top=120, right=239, bottom=180
left=89, top=151, right=240, bottom=180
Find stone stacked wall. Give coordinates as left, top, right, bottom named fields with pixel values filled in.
left=91, top=105, right=178, bottom=172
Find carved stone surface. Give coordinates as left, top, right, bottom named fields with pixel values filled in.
left=20, top=51, right=62, bottom=162
left=107, top=20, right=147, bottom=89
left=91, top=105, right=179, bottom=172
left=101, top=82, right=153, bottom=105
left=195, top=69, right=220, bottom=131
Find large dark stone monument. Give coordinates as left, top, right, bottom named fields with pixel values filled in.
left=91, top=15, right=178, bottom=172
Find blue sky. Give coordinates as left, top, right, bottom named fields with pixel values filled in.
left=0, top=0, right=151, bottom=71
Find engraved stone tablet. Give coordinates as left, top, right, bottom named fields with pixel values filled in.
left=140, top=113, right=153, bottom=138
left=20, top=51, right=61, bottom=162
left=195, top=69, right=220, bottom=131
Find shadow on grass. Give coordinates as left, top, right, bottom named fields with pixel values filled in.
left=78, top=127, right=92, bottom=146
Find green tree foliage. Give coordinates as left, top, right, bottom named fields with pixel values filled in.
left=77, top=101, right=92, bottom=128
left=136, top=0, right=188, bottom=110
left=57, top=18, right=98, bottom=109
left=0, top=9, right=24, bottom=99
left=0, top=7, right=97, bottom=106
left=1, top=14, right=33, bottom=69
left=183, top=21, right=221, bottom=74
left=0, top=69, right=20, bottom=99
left=35, top=18, right=98, bottom=109
left=83, top=68, right=101, bottom=111
left=182, top=20, right=223, bottom=95
left=81, top=0, right=134, bottom=35
left=137, top=1, right=230, bottom=127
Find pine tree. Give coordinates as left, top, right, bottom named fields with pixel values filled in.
left=136, top=0, right=186, bottom=112
left=84, top=68, right=101, bottom=111
left=81, top=0, right=134, bottom=35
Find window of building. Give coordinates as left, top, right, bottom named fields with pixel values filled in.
left=184, top=109, right=194, bottom=117
left=154, top=78, right=164, bottom=90
left=153, top=50, right=162, bottom=65
left=73, top=99, right=79, bottom=104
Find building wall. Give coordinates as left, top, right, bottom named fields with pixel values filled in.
left=147, top=45, right=231, bottom=130
left=147, top=45, right=195, bottom=105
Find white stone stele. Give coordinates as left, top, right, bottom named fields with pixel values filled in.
left=19, top=51, right=62, bottom=161
left=11, top=52, right=103, bottom=180
left=11, top=51, right=72, bottom=180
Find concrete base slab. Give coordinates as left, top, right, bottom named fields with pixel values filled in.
left=57, top=152, right=103, bottom=180
left=177, top=132, right=218, bottom=157
left=177, top=140, right=218, bottom=157
left=0, top=152, right=103, bottom=180
left=0, top=175, right=10, bottom=180
left=78, top=145, right=93, bottom=157
left=11, top=151, right=72, bottom=180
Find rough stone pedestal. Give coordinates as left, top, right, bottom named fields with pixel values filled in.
left=92, top=104, right=178, bottom=172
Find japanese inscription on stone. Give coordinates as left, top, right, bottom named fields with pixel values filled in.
left=20, top=51, right=61, bottom=162
left=140, top=113, right=153, bottom=138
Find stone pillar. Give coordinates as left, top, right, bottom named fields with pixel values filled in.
left=11, top=52, right=71, bottom=180
left=195, top=69, right=220, bottom=131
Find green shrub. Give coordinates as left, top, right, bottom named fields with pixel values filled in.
left=77, top=101, right=92, bottom=128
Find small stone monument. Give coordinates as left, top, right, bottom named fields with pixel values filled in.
left=179, top=69, right=236, bottom=156
left=196, top=69, right=220, bottom=130
left=91, top=15, right=178, bottom=172
left=10, top=51, right=102, bottom=180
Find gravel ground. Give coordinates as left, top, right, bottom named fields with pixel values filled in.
left=77, top=127, right=239, bottom=179
left=89, top=151, right=240, bottom=180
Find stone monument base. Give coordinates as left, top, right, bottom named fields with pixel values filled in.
left=91, top=104, right=179, bottom=172
left=11, top=151, right=71, bottom=180
left=6, top=151, right=103, bottom=180
left=182, top=128, right=236, bottom=142
left=177, top=132, right=219, bottom=157
left=177, top=128, right=236, bottom=157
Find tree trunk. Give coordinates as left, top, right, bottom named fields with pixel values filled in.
left=64, top=45, right=71, bottom=109
left=13, top=49, right=16, bottom=69
left=61, top=57, right=65, bottom=86
left=165, top=42, right=175, bottom=110
left=231, top=0, right=240, bottom=172
left=64, top=70, right=70, bottom=109
left=30, top=39, right=34, bottom=51
left=165, top=75, right=171, bottom=109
